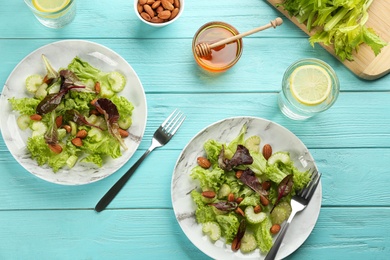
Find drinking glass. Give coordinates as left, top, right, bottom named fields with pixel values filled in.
left=24, top=0, right=76, bottom=29
left=278, top=58, right=340, bottom=120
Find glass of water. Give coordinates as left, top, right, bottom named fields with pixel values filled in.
left=278, top=58, right=340, bottom=120
left=24, top=0, right=76, bottom=29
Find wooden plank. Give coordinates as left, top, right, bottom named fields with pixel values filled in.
left=1, top=148, right=390, bottom=209
left=0, top=209, right=208, bottom=260
left=1, top=92, right=390, bottom=151
left=1, top=39, right=389, bottom=96
left=0, top=208, right=388, bottom=259
left=0, top=0, right=299, bottom=39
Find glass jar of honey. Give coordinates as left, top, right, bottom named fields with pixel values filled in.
left=192, top=21, right=243, bottom=72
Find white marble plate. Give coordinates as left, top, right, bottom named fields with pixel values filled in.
left=0, top=40, right=147, bottom=185
left=171, top=117, right=322, bottom=259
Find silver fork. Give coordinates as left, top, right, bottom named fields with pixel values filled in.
left=95, top=109, right=186, bottom=212
left=265, top=170, right=322, bottom=260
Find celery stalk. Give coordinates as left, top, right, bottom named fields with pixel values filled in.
left=323, top=7, right=349, bottom=32
left=280, top=0, right=387, bottom=61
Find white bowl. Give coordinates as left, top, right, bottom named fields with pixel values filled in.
left=134, top=0, right=184, bottom=27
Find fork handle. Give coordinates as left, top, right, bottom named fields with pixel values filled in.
left=264, top=210, right=298, bottom=260
left=95, top=147, right=155, bottom=212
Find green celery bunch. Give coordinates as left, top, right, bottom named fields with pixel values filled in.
left=280, top=0, right=387, bottom=61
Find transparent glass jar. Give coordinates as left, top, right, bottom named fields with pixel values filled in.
left=192, top=21, right=243, bottom=72
left=278, top=58, right=340, bottom=120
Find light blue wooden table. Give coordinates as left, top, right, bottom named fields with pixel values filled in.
left=1, top=1, right=389, bottom=259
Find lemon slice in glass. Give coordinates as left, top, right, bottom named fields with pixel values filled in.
left=289, top=64, right=332, bottom=106
left=32, top=0, right=70, bottom=13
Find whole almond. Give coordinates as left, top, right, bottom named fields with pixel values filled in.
left=161, top=0, right=174, bottom=11
left=235, top=170, right=243, bottom=179
left=158, top=10, right=171, bottom=20
left=254, top=205, right=262, bottom=214
left=235, top=207, right=245, bottom=217
left=270, top=224, right=281, bottom=234
left=227, top=193, right=235, bottom=202
left=118, top=128, right=129, bottom=138
left=48, top=143, right=62, bottom=154
left=62, top=125, right=71, bottom=133
left=201, top=191, right=216, bottom=198
left=55, top=115, right=63, bottom=128
left=235, top=197, right=243, bottom=204
left=169, top=8, right=179, bottom=20
left=156, top=6, right=164, bottom=13
left=260, top=195, right=269, bottom=206
left=146, top=0, right=155, bottom=4
left=143, top=4, right=155, bottom=18
left=140, top=12, right=151, bottom=21
left=151, top=17, right=165, bottom=23
left=197, top=157, right=211, bottom=169
left=76, top=129, right=88, bottom=139
left=139, top=0, right=147, bottom=5
left=137, top=4, right=144, bottom=14
left=173, top=0, right=180, bottom=8
left=71, top=137, right=83, bottom=147
left=262, top=144, right=272, bottom=160
left=30, top=114, right=42, bottom=121
left=151, top=0, right=161, bottom=9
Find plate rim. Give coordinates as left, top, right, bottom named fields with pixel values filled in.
left=0, top=39, right=148, bottom=185
left=171, top=116, right=322, bottom=259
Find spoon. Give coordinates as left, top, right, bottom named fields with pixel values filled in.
left=195, top=17, right=283, bottom=58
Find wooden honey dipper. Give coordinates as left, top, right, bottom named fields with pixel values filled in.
left=195, top=17, right=283, bottom=58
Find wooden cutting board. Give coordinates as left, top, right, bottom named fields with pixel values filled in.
left=267, top=0, right=390, bottom=80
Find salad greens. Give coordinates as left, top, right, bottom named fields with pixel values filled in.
left=278, top=0, right=387, bottom=61
left=8, top=55, right=133, bottom=172
left=190, top=125, right=312, bottom=254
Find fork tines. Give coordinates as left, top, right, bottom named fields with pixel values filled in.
left=299, top=170, right=322, bottom=200
left=161, top=109, right=186, bottom=136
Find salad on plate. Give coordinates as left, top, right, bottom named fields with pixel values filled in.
left=190, top=124, right=312, bottom=254
left=8, top=55, right=134, bottom=172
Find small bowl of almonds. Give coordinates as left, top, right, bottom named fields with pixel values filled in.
left=135, top=0, right=184, bottom=27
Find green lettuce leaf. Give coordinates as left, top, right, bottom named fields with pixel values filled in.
left=255, top=216, right=273, bottom=253
left=65, top=91, right=96, bottom=112
left=8, top=97, right=40, bottom=115
left=81, top=154, right=104, bottom=167
left=203, top=139, right=223, bottom=167
left=27, top=135, right=70, bottom=172
left=239, top=193, right=261, bottom=207
left=190, top=166, right=225, bottom=191
left=82, top=133, right=122, bottom=159
left=68, top=57, right=102, bottom=83
left=47, top=152, right=69, bottom=172
left=216, top=213, right=240, bottom=243
left=292, top=168, right=312, bottom=192
left=225, top=124, right=247, bottom=159
left=111, top=95, right=134, bottom=118
left=68, top=57, right=125, bottom=96
left=247, top=151, right=267, bottom=176
left=191, top=190, right=216, bottom=223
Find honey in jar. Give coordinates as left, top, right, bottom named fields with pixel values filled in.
left=192, top=22, right=243, bottom=72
